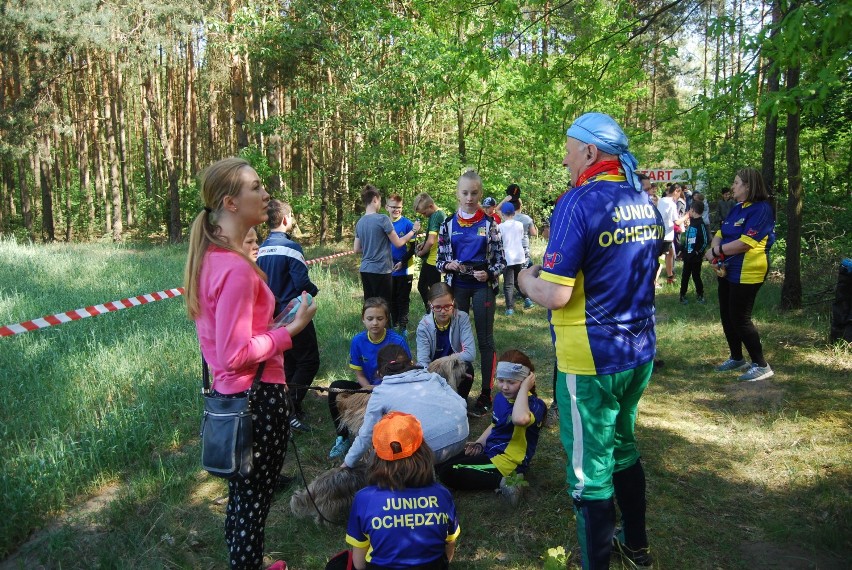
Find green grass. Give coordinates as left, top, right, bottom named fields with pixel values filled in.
left=0, top=237, right=849, bottom=568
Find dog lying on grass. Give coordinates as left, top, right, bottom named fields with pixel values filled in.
left=289, top=464, right=368, bottom=525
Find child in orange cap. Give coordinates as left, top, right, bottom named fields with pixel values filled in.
left=339, top=412, right=460, bottom=570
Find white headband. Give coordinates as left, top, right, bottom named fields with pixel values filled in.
left=495, top=361, right=530, bottom=381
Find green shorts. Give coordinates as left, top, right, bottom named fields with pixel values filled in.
left=555, top=361, right=652, bottom=501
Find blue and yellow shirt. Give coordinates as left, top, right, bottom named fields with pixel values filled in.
left=345, top=483, right=460, bottom=568
left=391, top=215, right=415, bottom=277
left=486, top=392, right=546, bottom=476
left=717, top=201, right=775, bottom=285
left=541, top=174, right=663, bottom=375
left=349, top=329, right=411, bottom=384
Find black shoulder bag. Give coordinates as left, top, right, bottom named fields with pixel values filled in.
left=199, top=359, right=266, bottom=479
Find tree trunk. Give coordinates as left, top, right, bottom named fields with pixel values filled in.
left=760, top=0, right=781, bottom=213
left=102, top=63, right=123, bottom=242
left=39, top=142, right=56, bottom=243
left=90, top=57, right=110, bottom=235
left=113, top=51, right=133, bottom=227
left=780, top=63, right=802, bottom=311
left=62, top=132, right=73, bottom=241
left=266, top=85, right=282, bottom=196
left=140, top=81, right=153, bottom=202
left=144, top=70, right=181, bottom=242
left=17, top=159, right=33, bottom=238
left=228, top=0, right=250, bottom=150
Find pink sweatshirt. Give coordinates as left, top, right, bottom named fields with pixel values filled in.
left=195, top=246, right=293, bottom=394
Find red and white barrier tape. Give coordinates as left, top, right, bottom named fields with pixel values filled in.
left=1, top=250, right=355, bottom=337
left=0, top=288, right=184, bottom=337
left=305, top=250, right=354, bottom=265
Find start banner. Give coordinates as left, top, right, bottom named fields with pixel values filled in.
left=638, top=168, right=692, bottom=183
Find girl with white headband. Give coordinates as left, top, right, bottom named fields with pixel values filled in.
left=436, top=349, right=546, bottom=506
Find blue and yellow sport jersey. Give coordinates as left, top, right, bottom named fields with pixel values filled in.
left=349, top=329, right=411, bottom=385
left=345, top=483, right=460, bottom=568
left=541, top=175, right=664, bottom=375
left=391, top=215, right=415, bottom=277
left=485, top=391, right=546, bottom=476
left=717, top=201, right=775, bottom=285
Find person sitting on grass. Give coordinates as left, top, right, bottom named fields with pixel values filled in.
left=341, top=344, right=468, bottom=469
left=327, top=297, right=411, bottom=458
left=415, top=282, right=475, bottom=400
left=333, top=412, right=460, bottom=570
left=437, top=349, right=546, bottom=506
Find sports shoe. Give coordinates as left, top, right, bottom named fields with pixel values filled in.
left=505, top=309, right=514, bottom=316
left=715, top=358, right=749, bottom=372
left=738, top=363, right=774, bottom=382
left=468, top=395, right=491, bottom=418
left=697, top=295, right=706, bottom=304
left=496, top=476, right=523, bottom=507
left=523, top=298, right=535, bottom=309
left=679, top=296, right=688, bottom=305
left=328, top=435, right=351, bottom=459
left=289, top=415, right=312, bottom=433
left=612, top=527, right=654, bottom=569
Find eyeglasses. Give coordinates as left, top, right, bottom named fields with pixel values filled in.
left=431, top=303, right=454, bottom=312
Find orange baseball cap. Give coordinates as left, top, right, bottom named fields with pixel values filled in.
left=372, top=411, right=423, bottom=461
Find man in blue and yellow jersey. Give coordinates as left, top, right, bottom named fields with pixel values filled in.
left=519, top=113, right=663, bottom=570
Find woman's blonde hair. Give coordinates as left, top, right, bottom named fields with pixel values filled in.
left=183, top=157, right=265, bottom=319
left=458, top=169, right=483, bottom=192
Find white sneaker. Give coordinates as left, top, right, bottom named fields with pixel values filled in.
left=738, top=363, right=774, bottom=382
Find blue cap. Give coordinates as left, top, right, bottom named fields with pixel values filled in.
left=500, top=202, right=515, bottom=215
left=567, top=112, right=641, bottom=192
left=482, top=197, right=497, bottom=207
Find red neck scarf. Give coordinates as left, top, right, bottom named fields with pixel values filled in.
left=575, top=160, right=622, bottom=187
left=456, top=208, right=486, bottom=227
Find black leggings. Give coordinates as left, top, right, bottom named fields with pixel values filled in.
left=453, top=286, right=496, bottom=400
left=718, top=278, right=767, bottom=366
left=216, top=383, right=289, bottom=569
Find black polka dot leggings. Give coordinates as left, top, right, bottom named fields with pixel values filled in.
left=215, top=382, right=289, bottom=570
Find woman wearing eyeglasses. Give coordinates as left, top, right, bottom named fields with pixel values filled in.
left=415, top=283, right=476, bottom=400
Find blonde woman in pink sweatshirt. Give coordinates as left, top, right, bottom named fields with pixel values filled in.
left=184, top=157, right=317, bottom=570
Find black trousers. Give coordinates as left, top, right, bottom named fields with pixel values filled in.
left=417, top=262, right=442, bottom=311
left=217, top=383, right=289, bottom=569
left=360, top=272, right=392, bottom=305
left=679, top=255, right=704, bottom=298
left=437, top=451, right=502, bottom=491
left=284, top=320, right=320, bottom=412
left=718, top=278, right=767, bottom=366
left=390, top=274, right=414, bottom=329
left=453, top=286, right=496, bottom=400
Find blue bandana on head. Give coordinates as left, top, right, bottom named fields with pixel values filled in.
left=566, top=112, right=641, bottom=192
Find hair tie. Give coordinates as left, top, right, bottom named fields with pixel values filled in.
left=388, top=360, right=397, bottom=365
left=203, top=206, right=212, bottom=213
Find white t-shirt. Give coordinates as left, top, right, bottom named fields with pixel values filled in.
left=657, top=197, right=677, bottom=241
left=499, top=218, right=526, bottom=266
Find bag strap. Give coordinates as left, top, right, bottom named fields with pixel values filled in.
left=202, top=356, right=267, bottom=396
